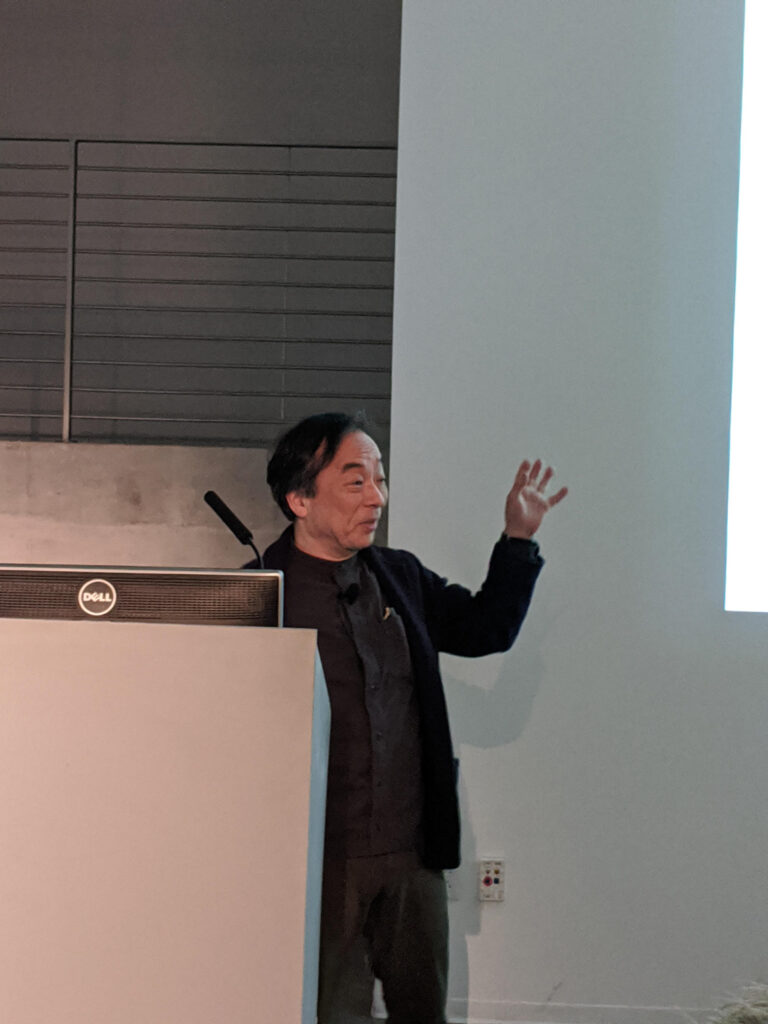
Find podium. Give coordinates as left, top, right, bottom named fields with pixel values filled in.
left=0, top=618, right=329, bottom=1024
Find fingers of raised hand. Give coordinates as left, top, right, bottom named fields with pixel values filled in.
left=516, top=459, right=553, bottom=493
left=537, top=465, right=554, bottom=492
left=547, top=485, right=569, bottom=508
left=508, top=460, right=531, bottom=499
left=510, top=460, right=568, bottom=507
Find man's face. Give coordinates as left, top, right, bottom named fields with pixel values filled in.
left=288, top=431, right=388, bottom=561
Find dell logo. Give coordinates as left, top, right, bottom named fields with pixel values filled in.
left=77, top=578, right=117, bottom=617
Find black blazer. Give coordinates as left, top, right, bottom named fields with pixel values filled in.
left=260, top=527, right=543, bottom=869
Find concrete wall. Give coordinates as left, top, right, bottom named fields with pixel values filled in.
left=0, top=441, right=283, bottom=567
left=391, top=3, right=764, bottom=1023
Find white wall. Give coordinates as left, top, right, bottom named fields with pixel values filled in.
left=391, top=3, right=764, bottom=1023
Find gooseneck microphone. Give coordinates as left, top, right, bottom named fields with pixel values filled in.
left=204, top=490, right=262, bottom=567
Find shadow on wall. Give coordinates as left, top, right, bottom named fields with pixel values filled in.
left=440, top=599, right=561, bottom=1020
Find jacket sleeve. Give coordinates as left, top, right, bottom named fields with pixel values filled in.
left=420, top=535, right=544, bottom=657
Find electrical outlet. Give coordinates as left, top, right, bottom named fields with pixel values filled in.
left=478, top=858, right=505, bottom=901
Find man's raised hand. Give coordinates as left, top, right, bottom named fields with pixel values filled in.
left=504, top=459, right=568, bottom=540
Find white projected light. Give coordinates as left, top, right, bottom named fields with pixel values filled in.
left=725, top=1, right=768, bottom=613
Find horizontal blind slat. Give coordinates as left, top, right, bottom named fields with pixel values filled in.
left=1, top=138, right=395, bottom=445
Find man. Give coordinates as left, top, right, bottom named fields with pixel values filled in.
left=260, top=412, right=567, bottom=1024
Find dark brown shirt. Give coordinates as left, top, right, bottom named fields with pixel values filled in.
left=283, top=544, right=423, bottom=858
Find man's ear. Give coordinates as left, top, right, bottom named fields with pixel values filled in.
left=286, top=490, right=309, bottom=520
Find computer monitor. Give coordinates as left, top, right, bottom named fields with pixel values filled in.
left=0, top=565, right=283, bottom=627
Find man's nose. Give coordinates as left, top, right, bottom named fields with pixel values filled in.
left=366, top=481, right=387, bottom=506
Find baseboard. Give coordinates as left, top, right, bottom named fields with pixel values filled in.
left=371, top=980, right=712, bottom=1024
left=442, top=1000, right=713, bottom=1024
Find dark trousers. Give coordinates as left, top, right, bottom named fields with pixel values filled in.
left=317, top=851, right=448, bottom=1024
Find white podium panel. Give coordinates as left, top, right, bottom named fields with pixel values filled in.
left=0, top=620, right=329, bottom=1024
